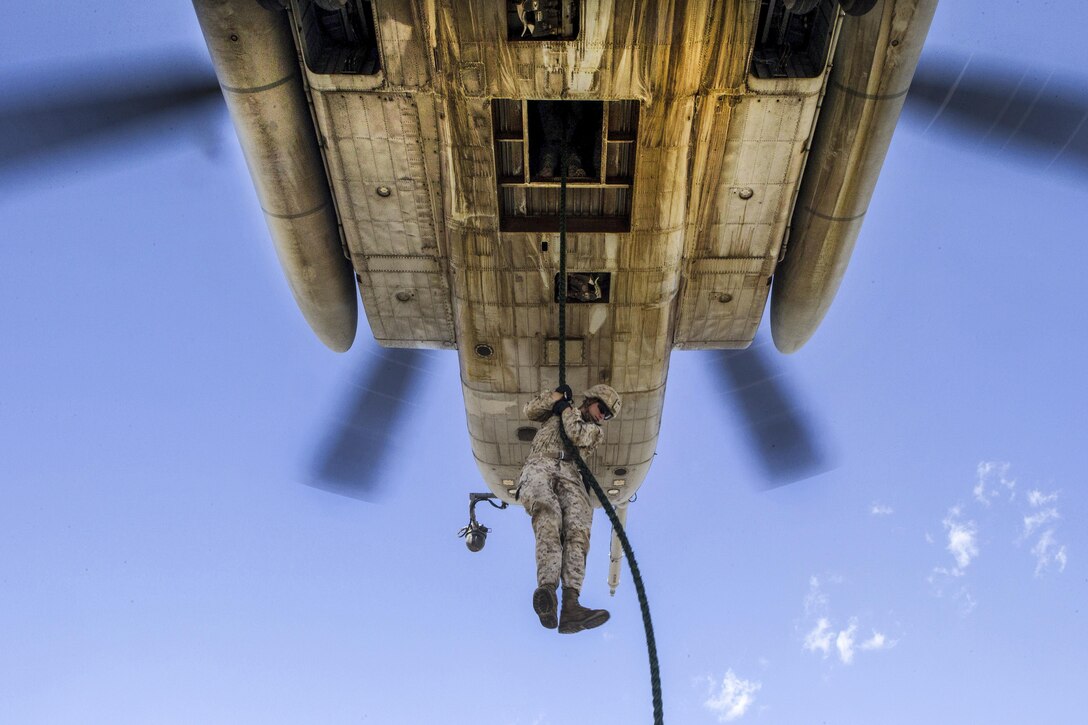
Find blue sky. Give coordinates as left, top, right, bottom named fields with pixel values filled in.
left=2, top=2, right=1086, bottom=723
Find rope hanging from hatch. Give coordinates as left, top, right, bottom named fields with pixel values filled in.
left=554, top=154, right=665, bottom=725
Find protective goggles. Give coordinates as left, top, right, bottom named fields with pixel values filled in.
left=591, top=398, right=614, bottom=421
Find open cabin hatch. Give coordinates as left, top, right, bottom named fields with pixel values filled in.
left=493, top=99, right=639, bottom=233
left=297, top=0, right=381, bottom=75
left=751, top=0, right=838, bottom=79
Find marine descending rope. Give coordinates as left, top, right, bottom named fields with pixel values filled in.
left=553, top=156, right=664, bottom=725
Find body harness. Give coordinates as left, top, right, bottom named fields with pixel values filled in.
left=554, top=157, right=665, bottom=725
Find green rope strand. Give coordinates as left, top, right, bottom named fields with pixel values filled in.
left=557, top=425, right=665, bottom=725
left=554, top=140, right=664, bottom=724
left=558, top=159, right=567, bottom=387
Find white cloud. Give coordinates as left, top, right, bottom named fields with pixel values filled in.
left=1022, top=490, right=1061, bottom=538
left=929, top=568, right=978, bottom=615
left=871, top=503, right=894, bottom=516
left=803, top=617, right=895, bottom=664
left=973, top=461, right=1015, bottom=506
left=929, top=566, right=960, bottom=580
left=1032, top=529, right=1068, bottom=576
left=800, top=576, right=899, bottom=666
left=948, top=526, right=979, bottom=569
left=954, top=587, right=978, bottom=616
left=933, top=465, right=1070, bottom=609
left=930, top=509, right=981, bottom=610
left=836, top=622, right=857, bottom=664
left=803, top=618, right=833, bottom=656
left=1028, top=490, right=1059, bottom=507
left=1019, top=489, right=1067, bottom=576
left=944, top=508, right=980, bottom=572
left=705, top=670, right=761, bottom=722
left=803, top=575, right=840, bottom=617
left=860, top=631, right=896, bottom=651
left=1023, top=508, right=1060, bottom=538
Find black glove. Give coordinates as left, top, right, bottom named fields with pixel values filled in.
left=551, top=397, right=571, bottom=416
left=555, top=384, right=573, bottom=401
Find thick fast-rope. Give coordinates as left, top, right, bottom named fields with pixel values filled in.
left=555, top=159, right=665, bottom=725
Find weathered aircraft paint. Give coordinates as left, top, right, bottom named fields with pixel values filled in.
left=194, top=0, right=937, bottom=588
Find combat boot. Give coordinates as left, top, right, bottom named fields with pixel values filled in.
left=533, top=583, right=558, bottom=629
left=558, top=587, right=610, bottom=634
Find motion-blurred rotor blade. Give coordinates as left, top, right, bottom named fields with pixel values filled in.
left=717, top=343, right=831, bottom=487
left=0, top=61, right=224, bottom=174
left=309, top=348, right=427, bottom=500
left=903, top=53, right=1088, bottom=177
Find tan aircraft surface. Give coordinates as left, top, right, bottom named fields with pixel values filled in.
left=11, top=1, right=1082, bottom=591
left=186, top=0, right=940, bottom=590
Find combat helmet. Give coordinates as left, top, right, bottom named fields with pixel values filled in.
left=582, top=384, right=622, bottom=419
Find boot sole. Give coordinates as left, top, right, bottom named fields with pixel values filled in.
left=533, top=587, right=558, bottom=629
left=558, top=609, right=610, bottom=634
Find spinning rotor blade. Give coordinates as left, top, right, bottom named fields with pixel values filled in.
left=0, top=59, right=223, bottom=175
left=903, top=53, right=1088, bottom=177
left=717, top=342, right=831, bottom=487
left=309, top=348, right=428, bottom=500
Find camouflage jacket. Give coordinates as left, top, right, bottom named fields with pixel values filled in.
left=523, top=389, right=604, bottom=461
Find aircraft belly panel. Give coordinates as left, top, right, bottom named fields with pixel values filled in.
left=436, top=0, right=720, bottom=102
left=433, top=1, right=758, bottom=500
left=311, top=87, right=455, bottom=347
left=316, top=92, right=440, bottom=257
left=676, top=87, right=824, bottom=348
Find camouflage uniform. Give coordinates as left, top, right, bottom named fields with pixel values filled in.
left=517, top=390, right=604, bottom=592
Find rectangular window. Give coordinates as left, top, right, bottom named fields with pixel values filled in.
left=297, top=0, right=381, bottom=76
left=493, top=99, right=638, bottom=233
left=506, top=0, right=580, bottom=41
left=554, top=273, right=612, bottom=304
left=750, top=0, right=836, bottom=80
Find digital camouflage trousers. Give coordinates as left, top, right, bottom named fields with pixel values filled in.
left=518, top=456, right=593, bottom=592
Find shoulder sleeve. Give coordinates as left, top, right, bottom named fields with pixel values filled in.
left=559, top=406, right=604, bottom=449
left=524, top=390, right=555, bottom=422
